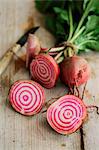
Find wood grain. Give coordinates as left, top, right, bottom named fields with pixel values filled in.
left=82, top=53, right=99, bottom=150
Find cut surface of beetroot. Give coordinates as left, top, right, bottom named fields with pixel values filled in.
left=30, top=54, right=60, bottom=89
left=47, top=95, right=87, bottom=134
left=9, top=80, right=45, bottom=116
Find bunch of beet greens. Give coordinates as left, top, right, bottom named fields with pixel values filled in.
left=35, top=0, right=99, bottom=53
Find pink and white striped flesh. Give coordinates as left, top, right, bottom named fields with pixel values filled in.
left=9, top=80, right=45, bottom=116
left=47, top=95, right=87, bottom=134
left=30, top=54, right=60, bottom=89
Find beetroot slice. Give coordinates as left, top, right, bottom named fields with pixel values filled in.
left=47, top=95, right=87, bottom=134
left=9, top=80, right=45, bottom=116
left=30, top=54, right=60, bottom=89
left=26, top=34, right=41, bottom=68
left=60, top=56, right=91, bottom=86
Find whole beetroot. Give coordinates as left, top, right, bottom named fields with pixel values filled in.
left=60, top=56, right=91, bottom=86
left=26, top=34, right=41, bottom=68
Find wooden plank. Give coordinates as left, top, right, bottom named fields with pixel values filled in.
left=81, top=53, right=99, bottom=150
left=0, top=64, right=12, bottom=150
left=83, top=111, right=99, bottom=150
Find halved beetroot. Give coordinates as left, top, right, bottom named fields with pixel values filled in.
left=30, top=54, right=60, bottom=89
left=47, top=95, right=87, bottom=134
left=60, top=56, right=91, bottom=86
left=9, top=80, right=45, bottom=116
left=26, top=34, right=41, bottom=68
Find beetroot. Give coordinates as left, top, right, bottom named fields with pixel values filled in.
left=30, top=54, right=60, bottom=89
left=47, top=95, right=87, bottom=135
left=9, top=80, right=45, bottom=116
left=60, top=56, right=91, bottom=86
left=26, top=34, right=41, bottom=68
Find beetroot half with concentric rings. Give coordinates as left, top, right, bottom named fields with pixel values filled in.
left=30, top=54, right=60, bottom=89
left=47, top=95, right=87, bottom=135
left=9, top=80, right=45, bottom=116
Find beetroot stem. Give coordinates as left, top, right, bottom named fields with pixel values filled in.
left=49, top=46, right=64, bottom=52
left=67, top=5, right=73, bottom=41
left=56, top=56, right=64, bottom=64
left=54, top=51, right=63, bottom=61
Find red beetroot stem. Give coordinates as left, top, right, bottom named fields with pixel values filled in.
left=48, top=52, right=58, bottom=56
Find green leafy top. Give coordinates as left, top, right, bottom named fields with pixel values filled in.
left=35, top=0, right=99, bottom=53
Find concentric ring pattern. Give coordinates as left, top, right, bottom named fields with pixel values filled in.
left=47, top=95, right=87, bottom=134
left=30, top=54, right=59, bottom=88
left=9, top=80, right=45, bottom=115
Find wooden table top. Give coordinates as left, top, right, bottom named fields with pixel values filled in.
left=0, top=1, right=99, bottom=150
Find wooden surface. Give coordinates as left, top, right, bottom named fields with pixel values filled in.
left=0, top=0, right=99, bottom=150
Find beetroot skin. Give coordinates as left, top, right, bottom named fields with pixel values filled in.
left=60, top=56, right=91, bottom=86
left=26, top=34, right=41, bottom=68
